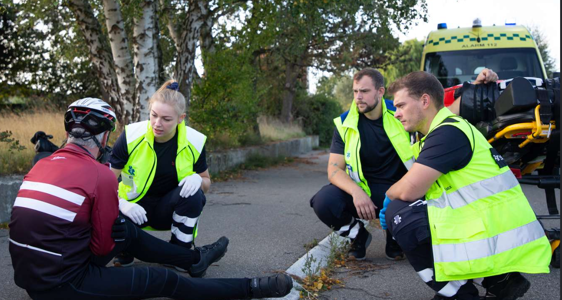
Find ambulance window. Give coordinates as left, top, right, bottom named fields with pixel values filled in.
left=474, top=66, right=485, bottom=74
left=424, top=48, right=544, bottom=88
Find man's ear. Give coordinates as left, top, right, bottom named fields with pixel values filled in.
left=421, top=94, right=431, bottom=109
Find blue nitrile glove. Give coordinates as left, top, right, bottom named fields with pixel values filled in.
left=379, top=195, right=392, bottom=230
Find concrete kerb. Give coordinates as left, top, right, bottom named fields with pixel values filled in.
left=263, top=232, right=348, bottom=300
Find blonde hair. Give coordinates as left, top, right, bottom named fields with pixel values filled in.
left=148, top=79, right=186, bottom=116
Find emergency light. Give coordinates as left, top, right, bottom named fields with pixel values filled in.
left=472, top=18, right=482, bottom=28
left=437, top=23, right=447, bottom=30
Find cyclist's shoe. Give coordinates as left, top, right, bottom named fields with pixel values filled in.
left=188, top=236, right=229, bottom=278
left=348, top=224, right=372, bottom=261
left=249, top=274, right=293, bottom=298
left=113, top=253, right=134, bottom=267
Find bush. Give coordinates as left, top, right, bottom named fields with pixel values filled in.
left=191, top=49, right=263, bottom=150
left=294, top=93, right=342, bottom=147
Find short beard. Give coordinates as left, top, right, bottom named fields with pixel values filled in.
left=358, top=98, right=378, bottom=114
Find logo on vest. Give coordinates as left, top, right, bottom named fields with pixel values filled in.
left=394, top=215, right=402, bottom=225
left=128, top=166, right=136, bottom=176
left=346, top=152, right=351, bottom=158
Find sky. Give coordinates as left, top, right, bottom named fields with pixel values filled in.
left=309, top=0, right=561, bottom=93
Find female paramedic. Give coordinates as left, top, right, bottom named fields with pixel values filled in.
left=109, top=80, right=213, bottom=268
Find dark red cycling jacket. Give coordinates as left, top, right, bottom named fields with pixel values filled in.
left=9, top=143, right=119, bottom=291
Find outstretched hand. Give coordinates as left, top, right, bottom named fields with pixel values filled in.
left=474, top=68, right=499, bottom=85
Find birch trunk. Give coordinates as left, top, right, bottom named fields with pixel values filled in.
left=199, top=6, right=215, bottom=72
left=159, top=0, right=179, bottom=48
left=102, top=0, right=136, bottom=123
left=175, top=0, right=210, bottom=121
left=67, top=0, right=123, bottom=123
left=133, top=0, right=159, bottom=120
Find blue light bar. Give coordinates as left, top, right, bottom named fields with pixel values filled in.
left=437, top=23, right=447, bottom=30
left=505, top=22, right=516, bottom=26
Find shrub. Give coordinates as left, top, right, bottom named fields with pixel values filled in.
left=294, top=94, right=342, bottom=147
left=191, top=49, right=263, bottom=150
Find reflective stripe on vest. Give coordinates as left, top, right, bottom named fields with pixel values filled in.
left=418, top=108, right=550, bottom=281
left=334, top=99, right=414, bottom=196
left=433, top=220, right=545, bottom=263
left=428, top=171, right=519, bottom=209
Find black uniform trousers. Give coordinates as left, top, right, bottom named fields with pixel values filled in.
left=310, top=183, right=388, bottom=239
left=386, top=199, right=512, bottom=299
left=27, top=219, right=250, bottom=300
left=138, top=186, right=206, bottom=249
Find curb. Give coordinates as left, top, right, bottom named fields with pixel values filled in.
left=264, top=232, right=347, bottom=300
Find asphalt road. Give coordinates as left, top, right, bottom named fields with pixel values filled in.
left=0, top=150, right=559, bottom=300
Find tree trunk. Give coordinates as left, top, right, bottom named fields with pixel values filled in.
left=175, top=0, right=209, bottom=121
left=159, top=0, right=179, bottom=48
left=199, top=6, right=215, bottom=74
left=133, top=0, right=159, bottom=120
left=281, top=60, right=299, bottom=123
left=102, top=0, right=136, bottom=123
left=66, top=0, right=124, bottom=123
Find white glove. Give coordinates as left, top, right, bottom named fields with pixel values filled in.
left=118, top=199, right=147, bottom=225
left=178, top=174, right=203, bottom=198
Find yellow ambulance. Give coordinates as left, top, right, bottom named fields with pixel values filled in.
left=421, top=19, right=547, bottom=88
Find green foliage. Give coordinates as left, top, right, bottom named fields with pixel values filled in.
left=0, top=2, right=100, bottom=107
left=316, top=74, right=353, bottom=110
left=0, top=131, right=26, bottom=153
left=294, top=93, right=343, bottom=147
left=191, top=48, right=263, bottom=150
left=527, top=25, right=558, bottom=78
left=380, top=38, right=425, bottom=88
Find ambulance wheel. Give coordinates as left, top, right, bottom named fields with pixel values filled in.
left=552, top=245, right=560, bottom=268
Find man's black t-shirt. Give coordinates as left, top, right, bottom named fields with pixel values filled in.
left=330, top=113, right=408, bottom=185
left=415, top=124, right=473, bottom=174
left=109, top=129, right=208, bottom=197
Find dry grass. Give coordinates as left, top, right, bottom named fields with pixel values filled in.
left=0, top=109, right=122, bottom=175
left=258, top=116, right=306, bottom=142
left=0, top=110, right=66, bottom=175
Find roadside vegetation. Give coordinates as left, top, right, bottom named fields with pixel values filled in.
left=297, top=233, right=349, bottom=299
left=0, top=108, right=309, bottom=176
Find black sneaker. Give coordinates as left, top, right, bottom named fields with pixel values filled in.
left=483, top=273, right=530, bottom=300
left=249, top=274, right=293, bottom=298
left=113, top=253, right=134, bottom=267
left=188, top=236, right=229, bottom=278
left=348, top=224, right=372, bottom=261
left=385, top=229, right=405, bottom=261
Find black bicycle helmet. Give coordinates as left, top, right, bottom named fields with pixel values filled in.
left=64, top=98, right=116, bottom=137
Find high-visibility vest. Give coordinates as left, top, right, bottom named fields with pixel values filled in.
left=413, top=107, right=551, bottom=282
left=334, top=99, right=415, bottom=196
left=118, top=120, right=206, bottom=203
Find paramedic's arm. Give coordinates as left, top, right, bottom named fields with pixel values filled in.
left=328, top=153, right=377, bottom=220
left=386, top=163, right=442, bottom=202
left=449, top=68, right=499, bottom=115
left=198, top=169, right=211, bottom=193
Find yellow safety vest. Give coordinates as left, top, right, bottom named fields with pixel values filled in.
left=414, top=108, right=551, bottom=282
left=334, top=99, right=415, bottom=196
left=118, top=120, right=206, bottom=203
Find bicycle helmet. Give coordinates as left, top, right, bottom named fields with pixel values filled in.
left=64, top=98, right=116, bottom=137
